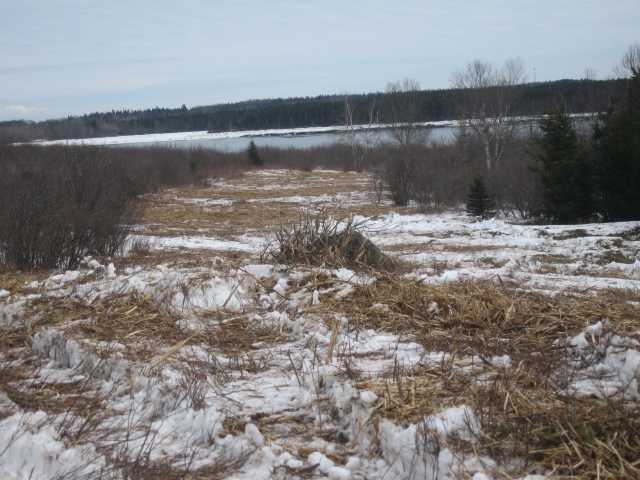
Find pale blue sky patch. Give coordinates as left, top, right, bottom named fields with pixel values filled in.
left=1, top=0, right=638, bottom=121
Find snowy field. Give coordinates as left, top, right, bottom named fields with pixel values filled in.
left=1, top=170, right=639, bottom=479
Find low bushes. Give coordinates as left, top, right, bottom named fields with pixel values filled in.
left=0, top=140, right=357, bottom=271
left=1, top=146, right=143, bottom=269
left=0, top=144, right=243, bottom=270
left=373, top=135, right=544, bottom=217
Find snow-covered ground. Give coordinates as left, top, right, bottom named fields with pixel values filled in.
left=1, top=170, right=638, bottom=479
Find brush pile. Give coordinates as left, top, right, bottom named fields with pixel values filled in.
left=261, top=211, right=393, bottom=271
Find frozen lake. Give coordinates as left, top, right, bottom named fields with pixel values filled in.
left=35, top=116, right=587, bottom=151
left=37, top=121, right=460, bottom=150
left=126, top=125, right=458, bottom=151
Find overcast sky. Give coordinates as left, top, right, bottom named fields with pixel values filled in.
left=1, top=0, right=638, bottom=122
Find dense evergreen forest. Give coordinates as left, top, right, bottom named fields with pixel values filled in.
left=0, top=79, right=622, bottom=143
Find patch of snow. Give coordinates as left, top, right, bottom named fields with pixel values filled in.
left=359, top=391, right=378, bottom=406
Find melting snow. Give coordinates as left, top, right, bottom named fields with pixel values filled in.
left=1, top=170, right=639, bottom=479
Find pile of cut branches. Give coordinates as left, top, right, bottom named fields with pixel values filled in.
left=261, top=211, right=393, bottom=271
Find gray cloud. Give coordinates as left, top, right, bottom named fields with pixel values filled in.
left=0, top=57, right=177, bottom=76
left=1, top=0, right=638, bottom=121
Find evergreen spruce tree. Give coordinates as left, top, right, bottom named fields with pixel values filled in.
left=592, top=56, right=640, bottom=220
left=246, top=140, right=264, bottom=166
left=466, top=175, right=496, bottom=219
left=530, top=106, right=594, bottom=223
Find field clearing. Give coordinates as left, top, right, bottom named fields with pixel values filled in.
left=141, top=171, right=394, bottom=239
left=1, top=169, right=640, bottom=480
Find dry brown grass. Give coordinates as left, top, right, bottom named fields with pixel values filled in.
left=64, top=293, right=181, bottom=345
left=313, top=274, right=640, bottom=479
left=140, top=170, right=410, bottom=239
left=328, top=275, right=633, bottom=339
left=4, top=169, right=640, bottom=479
left=10, top=291, right=288, bottom=366
left=531, top=253, right=574, bottom=264
left=210, top=170, right=370, bottom=200
left=118, top=247, right=251, bottom=271
left=92, top=442, right=255, bottom=480
left=192, top=316, right=285, bottom=356
left=0, top=268, right=52, bottom=293
left=0, top=292, right=183, bottom=364
left=599, top=285, right=640, bottom=303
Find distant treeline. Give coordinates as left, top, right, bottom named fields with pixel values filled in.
left=0, top=79, right=623, bottom=143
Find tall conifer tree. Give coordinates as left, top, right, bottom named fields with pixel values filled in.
left=531, top=107, right=593, bottom=223
left=593, top=49, right=640, bottom=221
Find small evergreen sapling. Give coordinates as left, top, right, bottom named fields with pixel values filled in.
left=466, top=175, right=496, bottom=219
left=246, top=140, right=264, bottom=166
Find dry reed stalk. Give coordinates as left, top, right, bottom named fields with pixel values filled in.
left=325, top=323, right=340, bottom=364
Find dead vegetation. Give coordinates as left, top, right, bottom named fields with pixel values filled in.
left=2, top=169, right=640, bottom=479
left=140, top=170, right=405, bottom=239
left=313, top=274, right=640, bottom=479
left=261, top=211, right=393, bottom=271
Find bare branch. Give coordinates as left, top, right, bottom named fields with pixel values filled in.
left=450, top=58, right=527, bottom=170
left=342, top=94, right=380, bottom=172
left=621, top=42, right=640, bottom=77
left=384, top=78, right=430, bottom=149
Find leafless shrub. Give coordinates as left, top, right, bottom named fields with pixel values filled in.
left=127, top=236, right=155, bottom=257
left=0, top=145, right=146, bottom=269
left=412, top=140, right=471, bottom=212
left=376, top=140, right=472, bottom=210
left=369, top=167, right=387, bottom=204
left=381, top=148, right=419, bottom=206
left=0, top=143, right=253, bottom=270
left=489, top=137, right=542, bottom=218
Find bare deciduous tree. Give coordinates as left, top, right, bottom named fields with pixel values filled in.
left=377, top=79, right=432, bottom=206
left=342, top=95, right=380, bottom=173
left=384, top=78, right=430, bottom=149
left=450, top=58, right=527, bottom=171
left=615, top=42, right=640, bottom=78
left=618, top=43, right=640, bottom=125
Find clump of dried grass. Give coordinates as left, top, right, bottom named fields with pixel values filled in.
left=0, top=290, right=186, bottom=366
left=600, top=285, right=640, bottom=303
left=91, top=450, right=253, bottom=480
left=261, top=211, right=393, bottom=271
left=194, top=315, right=285, bottom=356
left=63, top=292, right=181, bottom=345
left=471, top=369, right=640, bottom=479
